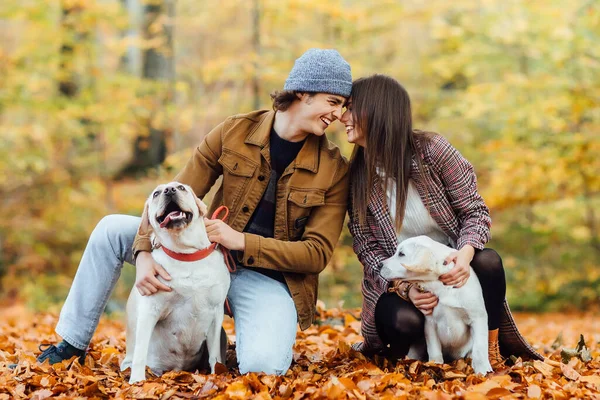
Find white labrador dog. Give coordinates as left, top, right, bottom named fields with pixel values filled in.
left=121, top=182, right=230, bottom=384
left=380, top=235, right=492, bottom=375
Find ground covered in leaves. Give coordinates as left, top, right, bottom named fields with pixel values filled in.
left=1, top=304, right=599, bottom=399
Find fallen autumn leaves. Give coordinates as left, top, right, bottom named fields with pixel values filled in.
left=1, top=304, right=599, bottom=399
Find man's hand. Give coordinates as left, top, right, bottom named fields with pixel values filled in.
left=439, top=245, right=475, bottom=288
left=204, top=218, right=245, bottom=250
left=135, top=251, right=172, bottom=296
left=408, top=286, right=439, bottom=316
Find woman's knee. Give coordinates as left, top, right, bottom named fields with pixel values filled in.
left=391, top=307, right=424, bottom=337
left=472, top=248, right=505, bottom=281
left=376, top=294, right=424, bottom=339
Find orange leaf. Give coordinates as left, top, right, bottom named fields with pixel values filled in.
left=225, top=381, right=251, bottom=399
left=527, top=384, right=542, bottom=398
left=580, top=375, right=600, bottom=387
left=485, top=387, right=513, bottom=399
left=560, top=363, right=581, bottom=381
left=339, top=377, right=358, bottom=391
left=468, top=379, right=500, bottom=394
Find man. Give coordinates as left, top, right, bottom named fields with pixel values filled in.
left=34, top=49, right=352, bottom=375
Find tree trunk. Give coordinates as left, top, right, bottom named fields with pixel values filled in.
left=117, top=0, right=173, bottom=179
left=252, top=0, right=261, bottom=110
left=58, top=1, right=81, bottom=98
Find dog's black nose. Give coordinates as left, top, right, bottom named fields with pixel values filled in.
left=164, top=187, right=177, bottom=196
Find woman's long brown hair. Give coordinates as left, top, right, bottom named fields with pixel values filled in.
left=349, top=74, right=430, bottom=231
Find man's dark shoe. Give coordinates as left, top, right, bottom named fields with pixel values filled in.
left=7, top=341, right=85, bottom=370
left=36, top=341, right=86, bottom=365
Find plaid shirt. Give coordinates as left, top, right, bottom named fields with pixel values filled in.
left=349, top=134, right=492, bottom=353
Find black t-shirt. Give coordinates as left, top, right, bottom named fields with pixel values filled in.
left=241, top=127, right=305, bottom=282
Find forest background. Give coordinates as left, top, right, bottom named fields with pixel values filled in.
left=0, top=0, right=598, bottom=315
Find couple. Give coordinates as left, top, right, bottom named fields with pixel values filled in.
left=33, top=49, right=539, bottom=376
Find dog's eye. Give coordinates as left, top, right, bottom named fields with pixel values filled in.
left=397, top=251, right=405, bottom=257
left=153, top=191, right=160, bottom=198
left=178, top=185, right=185, bottom=191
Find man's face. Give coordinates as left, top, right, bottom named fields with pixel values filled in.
left=296, top=93, right=346, bottom=136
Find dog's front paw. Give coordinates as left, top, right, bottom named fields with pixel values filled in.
left=120, top=360, right=131, bottom=372
left=472, top=360, right=493, bottom=375
left=407, top=344, right=426, bottom=361
left=129, top=370, right=146, bottom=384
left=428, top=355, right=444, bottom=365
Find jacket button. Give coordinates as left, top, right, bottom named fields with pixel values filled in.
left=247, top=256, right=254, bottom=265
left=242, top=205, right=250, bottom=213
left=258, top=175, right=265, bottom=181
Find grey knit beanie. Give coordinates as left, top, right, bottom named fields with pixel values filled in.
left=284, top=48, right=352, bottom=97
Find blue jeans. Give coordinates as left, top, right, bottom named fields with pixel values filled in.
left=56, top=214, right=297, bottom=375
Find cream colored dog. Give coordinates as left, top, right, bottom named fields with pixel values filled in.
left=380, top=235, right=492, bottom=375
left=121, top=182, right=230, bottom=384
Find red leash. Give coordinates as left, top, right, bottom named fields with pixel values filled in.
left=210, top=206, right=237, bottom=274
left=210, top=206, right=236, bottom=318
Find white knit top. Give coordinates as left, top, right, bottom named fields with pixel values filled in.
left=385, top=179, right=451, bottom=246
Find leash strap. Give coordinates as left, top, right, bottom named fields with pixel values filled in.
left=211, top=205, right=229, bottom=222
left=210, top=205, right=236, bottom=274
left=211, top=205, right=236, bottom=317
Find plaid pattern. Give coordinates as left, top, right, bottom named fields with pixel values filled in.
left=350, top=134, right=542, bottom=361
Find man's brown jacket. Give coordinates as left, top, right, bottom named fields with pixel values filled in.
left=133, top=110, right=349, bottom=329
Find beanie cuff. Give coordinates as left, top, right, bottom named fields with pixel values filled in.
left=284, top=78, right=352, bottom=98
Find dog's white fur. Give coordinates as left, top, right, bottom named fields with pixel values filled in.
left=380, top=235, right=492, bottom=375
left=121, top=182, right=230, bottom=384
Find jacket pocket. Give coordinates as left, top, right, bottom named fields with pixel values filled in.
left=218, top=150, right=258, bottom=210
left=287, top=188, right=325, bottom=240
left=288, top=189, right=325, bottom=208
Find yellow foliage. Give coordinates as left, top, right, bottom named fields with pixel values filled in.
left=0, top=0, right=598, bottom=311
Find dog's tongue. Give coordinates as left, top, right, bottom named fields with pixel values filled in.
left=159, top=211, right=181, bottom=228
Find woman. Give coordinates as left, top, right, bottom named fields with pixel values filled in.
left=342, top=74, right=541, bottom=366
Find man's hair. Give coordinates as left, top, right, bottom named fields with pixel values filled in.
left=270, top=90, right=315, bottom=112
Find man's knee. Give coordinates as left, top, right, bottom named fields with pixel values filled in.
left=92, top=215, right=137, bottom=243
left=237, top=345, right=292, bottom=375
left=93, top=214, right=125, bottom=236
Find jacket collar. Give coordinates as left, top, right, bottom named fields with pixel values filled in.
left=244, top=110, right=320, bottom=173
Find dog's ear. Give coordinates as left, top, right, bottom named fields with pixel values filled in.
left=139, top=200, right=152, bottom=235
left=195, top=196, right=208, bottom=217
left=403, top=246, right=435, bottom=272
left=140, top=200, right=161, bottom=248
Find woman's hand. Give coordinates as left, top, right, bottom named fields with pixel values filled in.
left=439, top=245, right=475, bottom=288
left=135, top=251, right=172, bottom=296
left=204, top=218, right=245, bottom=251
left=408, top=286, right=439, bottom=316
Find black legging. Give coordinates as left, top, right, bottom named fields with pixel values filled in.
left=375, top=248, right=506, bottom=358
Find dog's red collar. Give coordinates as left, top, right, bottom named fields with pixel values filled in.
left=160, top=206, right=236, bottom=273
left=159, top=205, right=235, bottom=317
left=161, top=243, right=218, bottom=262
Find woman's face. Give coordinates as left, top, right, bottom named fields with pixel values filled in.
left=340, top=99, right=366, bottom=147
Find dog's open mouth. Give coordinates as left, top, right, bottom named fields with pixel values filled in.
left=157, top=201, right=193, bottom=228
